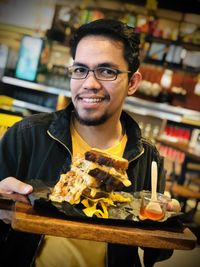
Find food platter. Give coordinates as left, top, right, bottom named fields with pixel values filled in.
left=5, top=182, right=196, bottom=250
left=27, top=187, right=184, bottom=228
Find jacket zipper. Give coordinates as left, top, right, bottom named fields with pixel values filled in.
left=29, top=130, right=73, bottom=266
left=47, top=130, right=72, bottom=157
left=31, top=131, right=72, bottom=265
left=128, top=147, right=145, bottom=164
left=30, top=235, right=45, bottom=267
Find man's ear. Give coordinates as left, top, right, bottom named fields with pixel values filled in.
left=127, top=71, right=142, bottom=96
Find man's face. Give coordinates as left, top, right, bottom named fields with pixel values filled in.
left=70, top=35, right=130, bottom=126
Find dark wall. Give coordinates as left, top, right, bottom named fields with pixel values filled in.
left=119, top=0, right=200, bottom=14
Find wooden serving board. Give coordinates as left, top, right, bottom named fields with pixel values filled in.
left=0, top=193, right=29, bottom=210
left=11, top=202, right=197, bottom=250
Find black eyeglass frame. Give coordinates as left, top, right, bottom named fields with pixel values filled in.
left=67, top=65, right=131, bottom=81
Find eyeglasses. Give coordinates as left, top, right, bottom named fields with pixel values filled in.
left=67, top=65, right=131, bottom=81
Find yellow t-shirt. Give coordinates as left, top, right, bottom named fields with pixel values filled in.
left=34, top=121, right=127, bottom=267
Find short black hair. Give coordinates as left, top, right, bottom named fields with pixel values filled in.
left=70, top=19, right=140, bottom=74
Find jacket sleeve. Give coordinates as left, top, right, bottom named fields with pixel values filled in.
left=0, top=220, right=42, bottom=267
left=143, top=247, right=173, bottom=267
left=0, top=122, right=23, bottom=180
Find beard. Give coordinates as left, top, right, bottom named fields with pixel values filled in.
left=73, top=109, right=109, bottom=126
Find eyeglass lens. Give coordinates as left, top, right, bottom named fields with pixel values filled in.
left=68, top=66, right=118, bottom=81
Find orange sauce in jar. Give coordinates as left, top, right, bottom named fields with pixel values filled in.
left=140, top=207, right=164, bottom=221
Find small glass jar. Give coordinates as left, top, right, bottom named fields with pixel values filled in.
left=139, top=191, right=171, bottom=221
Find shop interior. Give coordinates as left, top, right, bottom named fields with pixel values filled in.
left=0, top=0, right=200, bottom=264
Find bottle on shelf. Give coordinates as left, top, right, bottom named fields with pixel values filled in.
left=157, top=69, right=173, bottom=103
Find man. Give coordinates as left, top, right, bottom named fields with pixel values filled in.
left=0, top=19, right=172, bottom=267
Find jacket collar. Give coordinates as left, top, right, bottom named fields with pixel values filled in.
left=48, top=103, right=144, bottom=162
left=48, top=102, right=74, bottom=153
left=120, top=111, right=144, bottom=161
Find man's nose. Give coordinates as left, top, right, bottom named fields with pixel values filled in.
left=83, top=71, right=102, bottom=89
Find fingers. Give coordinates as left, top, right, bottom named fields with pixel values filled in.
left=0, top=209, right=12, bottom=224
left=0, top=177, right=33, bottom=195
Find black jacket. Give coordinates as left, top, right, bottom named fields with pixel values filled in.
left=0, top=103, right=172, bottom=267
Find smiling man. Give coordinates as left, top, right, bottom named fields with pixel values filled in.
left=69, top=33, right=141, bottom=150
left=0, top=19, right=172, bottom=267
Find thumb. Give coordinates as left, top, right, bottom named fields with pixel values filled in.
left=0, top=177, right=33, bottom=195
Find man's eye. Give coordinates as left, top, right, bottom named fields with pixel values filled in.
left=74, top=67, right=87, bottom=74
left=99, top=68, right=116, bottom=76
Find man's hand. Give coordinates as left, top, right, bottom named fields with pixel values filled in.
left=0, top=177, right=33, bottom=224
left=0, top=177, right=33, bottom=194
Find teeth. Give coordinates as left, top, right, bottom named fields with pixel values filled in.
left=82, top=98, right=102, bottom=103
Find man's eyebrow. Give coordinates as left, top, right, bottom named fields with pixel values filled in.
left=72, top=62, right=119, bottom=69
left=72, top=62, right=88, bottom=67
left=97, top=63, right=119, bottom=68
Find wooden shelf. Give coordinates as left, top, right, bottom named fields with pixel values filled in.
left=156, top=137, right=200, bottom=162
left=2, top=76, right=200, bottom=123
left=2, top=76, right=71, bottom=98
